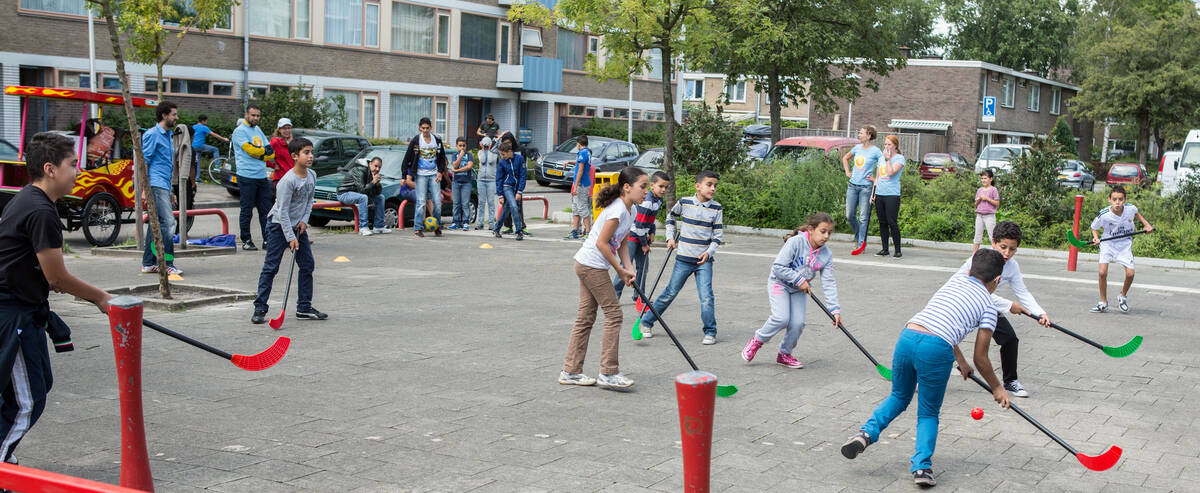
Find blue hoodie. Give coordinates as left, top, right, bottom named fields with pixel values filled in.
left=495, top=153, right=527, bottom=191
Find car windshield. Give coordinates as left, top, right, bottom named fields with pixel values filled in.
left=634, top=150, right=664, bottom=168
left=747, top=142, right=771, bottom=159
left=1057, top=161, right=1075, bottom=171
left=1109, top=165, right=1139, bottom=177
left=1181, top=143, right=1200, bottom=170
left=923, top=155, right=951, bottom=165
left=980, top=146, right=1019, bottom=161
left=353, top=149, right=407, bottom=178
left=768, top=145, right=823, bottom=159
left=554, top=137, right=580, bottom=153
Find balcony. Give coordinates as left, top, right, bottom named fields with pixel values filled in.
left=495, top=56, right=562, bottom=93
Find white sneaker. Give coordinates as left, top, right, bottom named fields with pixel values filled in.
left=1005, top=380, right=1030, bottom=398
left=1117, top=295, right=1129, bottom=312
left=374, top=227, right=392, bottom=234
left=702, top=335, right=716, bottom=345
left=360, top=229, right=374, bottom=236
left=597, top=373, right=635, bottom=389
left=642, top=326, right=653, bottom=338
left=166, top=266, right=183, bottom=275
left=557, top=371, right=596, bottom=386
left=1089, top=301, right=1108, bottom=313
left=140, top=265, right=158, bottom=274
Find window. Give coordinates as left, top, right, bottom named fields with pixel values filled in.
left=341, top=138, right=366, bottom=159
left=389, top=94, right=434, bottom=139
left=20, top=0, right=87, bottom=16
left=362, top=97, right=377, bottom=138
left=725, top=80, right=746, bottom=102
left=460, top=13, right=498, bottom=62
left=612, top=108, right=629, bottom=119
left=979, top=73, right=987, bottom=103
left=101, top=75, right=122, bottom=90
left=58, top=71, right=90, bottom=89
left=644, top=111, right=664, bottom=121
left=296, top=0, right=310, bottom=38
left=631, top=110, right=641, bottom=120
left=316, top=139, right=340, bottom=159
left=213, top=82, right=234, bottom=97
left=251, top=0, right=302, bottom=39
left=1027, top=82, right=1040, bottom=112
left=621, top=143, right=638, bottom=158
left=603, top=144, right=622, bottom=161
left=392, top=3, right=441, bottom=54
left=588, top=36, right=600, bottom=59
left=365, top=3, right=379, bottom=47
left=248, top=85, right=269, bottom=100
left=437, top=13, right=450, bottom=55
left=684, top=79, right=704, bottom=100
left=567, top=105, right=595, bottom=117
left=602, top=107, right=613, bottom=118
left=171, top=78, right=209, bottom=95
left=499, top=23, right=511, bottom=64
left=557, top=30, right=587, bottom=71
left=435, top=100, right=447, bottom=135
left=1001, top=76, right=1015, bottom=108
left=647, top=49, right=663, bottom=80
left=146, top=77, right=231, bottom=97
left=1050, top=87, right=1062, bottom=115
left=325, top=0, right=377, bottom=47
left=324, top=89, right=361, bottom=135
left=522, top=28, right=543, bottom=49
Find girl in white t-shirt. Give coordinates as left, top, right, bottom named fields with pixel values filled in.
left=560, top=167, right=649, bottom=389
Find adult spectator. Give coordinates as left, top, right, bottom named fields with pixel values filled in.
left=232, top=105, right=276, bottom=251
left=191, top=114, right=228, bottom=165
left=140, top=101, right=182, bottom=275
left=338, top=156, right=390, bottom=236
left=871, top=135, right=905, bottom=258
left=402, top=118, right=448, bottom=237
left=269, top=118, right=295, bottom=186
left=476, top=113, right=500, bottom=139
left=841, top=125, right=882, bottom=251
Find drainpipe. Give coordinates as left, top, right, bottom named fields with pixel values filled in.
left=242, top=0, right=249, bottom=109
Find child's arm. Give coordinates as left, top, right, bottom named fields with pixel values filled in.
left=698, top=208, right=723, bottom=264
left=972, top=328, right=1011, bottom=408
left=37, top=248, right=111, bottom=313
left=984, top=189, right=1000, bottom=206
left=770, top=237, right=808, bottom=286
left=596, top=217, right=634, bottom=284
left=274, top=181, right=298, bottom=248
left=460, top=154, right=473, bottom=172
left=818, top=261, right=841, bottom=326
left=1135, top=212, right=1154, bottom=232
left=665, top=201, right=683, bottom=249
left=974, top=189, right=982, bottom=206
left=1007, top=267, right=1049, bottom=325
left=1089, top=213, right=1103, bottom=243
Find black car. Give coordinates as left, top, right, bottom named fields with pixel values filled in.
left=217, top=129, right=369, bottom=196
left=535, top=136, right=639, bottom=186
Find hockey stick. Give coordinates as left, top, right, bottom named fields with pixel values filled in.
left=630, top=282, right=738, bottom=397
left=143, top=319, right=290, bottom=371
left=269, top=248, right=298, bottom=330
left=850, top=184, right=875, bottom=256
left=1067, top=229, right=1151, bottom=248
left=631, top=243, right=676, bottom=340
left=966, top=372, right=1121, bottom=471
left=809, top=293, right=892, bottom=380
left=1021, top=312, right=1142, bottom=358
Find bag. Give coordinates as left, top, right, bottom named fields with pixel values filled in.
left=185, top=233, right=237, bottom=247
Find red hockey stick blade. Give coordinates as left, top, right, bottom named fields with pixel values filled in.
left=1076, top=445, right=1122, bottom=471
left=229, top=337, right=291, bottom=371
left=850, top=241, right=867, bottom=255
left=268, top=309, right=286, bottom=330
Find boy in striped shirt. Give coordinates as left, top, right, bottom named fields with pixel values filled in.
left=638, top=170, right=723, bottom=344
left=613, top=171, right=671, bottom=306
left=841, top=249, right=1017, bottom=487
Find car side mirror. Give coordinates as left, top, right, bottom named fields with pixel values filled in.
left=1176, top=160, right=1181, bottom=170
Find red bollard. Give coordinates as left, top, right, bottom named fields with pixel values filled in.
left=1068, top=194, right=1084, bottom=272
left=106, top=296, right=154, bottom=492
left=676, top=370, right=717, bottom=493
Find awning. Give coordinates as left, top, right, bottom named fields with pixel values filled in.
left=889, top=119, right=952, bottom=131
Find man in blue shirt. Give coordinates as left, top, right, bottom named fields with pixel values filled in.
left=191, top=114, right=229, bottom=166
left=232, top=105, right=275, bottom=251
left=141, top=101, right=182, bottom=275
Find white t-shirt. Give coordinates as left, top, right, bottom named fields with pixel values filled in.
left=574, top=199, right=634, bottom=269
left=417, top=134, right=439, bottom=176
left=1090, top=203, right=1139, bottom=255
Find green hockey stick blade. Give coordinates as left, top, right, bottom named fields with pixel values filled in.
left=631, top=317, right=643, bottom=340
left=716, top=384, right=738, bottom=397
left=1101, top=335, right=1142, bottom=358
left=148, top=241, right=176, bottom=262
left=1067, top=230, right=1090, bottom=248
left=876, top=364, right=892, bottom=380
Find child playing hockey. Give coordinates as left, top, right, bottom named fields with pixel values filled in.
left=613, top=171, right=672, bottom=306
left=1089, top=185, right=1154, bottom=313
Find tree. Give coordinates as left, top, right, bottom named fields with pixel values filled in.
left=252, top=85, right=348, bottom=136
left=892, top=0, right=944, bottom=58
left=119, top=0, right=237, bottom=102
left=1070, top=0, right=1200, bottom=164
left=715, top=0, right=904, bottom=144
left=1051, top=116, right=1077, bottom=157
left=943, top=0, right=1079, bottom=77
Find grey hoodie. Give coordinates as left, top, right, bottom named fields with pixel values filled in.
left=476, top=145, right=499, bottom=181
left=770, top=232, right=840, bottom=313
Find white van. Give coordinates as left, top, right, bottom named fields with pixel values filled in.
left=1158, top=150, right=1182, bottom=196
left=975, top=143, right=1031, bottom=173
left=1163, top=130, right=1200, bottom=196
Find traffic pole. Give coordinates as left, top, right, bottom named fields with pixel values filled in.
left=1068, top=194, right=1083, bottom=272
left=107, top=296, right=154, bottom=492
left=675, top=371, right=717, bottom=493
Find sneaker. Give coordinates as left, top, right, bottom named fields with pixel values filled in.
left=521, top=229, right=533, bottom=237
left=557, top=371, right=596, bottom=386
left=913, top=468, right=936, bottom=486
left=140, top=265, right=158, bottom=274
left=875, top=249, right=889, bottom=256
left=295, top=307, right=328, bottom=320
left=360, top=228, right=374, bottom=236
left=516, top=232, right=524, bottom=241
left=460, top=225, right=470, bottom=232
left=374, top=227, right=392, bottom=234
left=741, top=338, right=764, bottom=362
left=166, top=266, right=183, bottom=276
left=447, top=224, right=459, bottom=231
left=1089, top=301, right=1108, bottom=313
left=702, top=335, right=716, bottom=345
left=776, top=352, right=804, bottom=369
left=596, top=373, right=635, bottom=389
left=434, top=228, right=442, bottom=237
left=502, top=228, right=514, bottom=235
left=893, top=251, right=903, bottom=258
left=840, top=431, right=870, bottom=459
left=250, top=310, right=267, bottom=324
left=1004, top=380, right=1029, bottom=398
left=564, top=229, right=579, bottom=240
left=414, top=230, right=425, bottom=238
left=641, top=325, right=653, bottom=338
left=1117, top=295, right=1129, bottom=313
left=493, top=230, right=502, bottom=239
left=242, top=241, right=258, bottom=251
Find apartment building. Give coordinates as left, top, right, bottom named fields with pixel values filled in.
left=677, top=72, right=809, bottom=124
left=1, top=0, right=672, bottom=154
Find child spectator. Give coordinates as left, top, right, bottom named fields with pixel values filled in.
left=565, top=136, right=594, bottom=240
left=251, top=138, right=326, bottom=324
left=1089, top=185, right=1154, bottom=313
left=973, top=170, right=999, bottom=253
left=492, top=142, right=527, bottom=241
left=613, top=171, right=671, bottom=306
left=337, top=156, right=390, bottom=236
left=559, top=167, right=649, bottom=389
left=741, top=212, right=841, bottom=369
left=474, top=137, right=498, bottom=231
left=191, top=114, right=229, bottom=164
left=449, top=137, right=475, bottom=230
left=638, top=170, right=723, bottom=344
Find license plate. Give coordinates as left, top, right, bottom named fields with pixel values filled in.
left=230, top=175, right=237, bottom=183
left=929, top=167, right=943, bottom=172
left=546, top=169, right=563, bottom=177
left=1057, top=174, right=1067, bottom=180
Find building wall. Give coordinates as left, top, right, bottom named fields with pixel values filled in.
left=681, top=74, right=808, bottom=121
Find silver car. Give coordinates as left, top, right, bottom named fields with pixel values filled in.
left=1056, top=159, right=1095, bottom=190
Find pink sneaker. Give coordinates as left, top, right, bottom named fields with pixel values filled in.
left=741, top=338, right=764, bottom=362
left=777, top=352, right=804, bottom=369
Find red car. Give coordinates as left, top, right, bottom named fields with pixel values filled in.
left=1106, top=162, right=1149, bottom=187
left=918, top=152, right=972, bottom=180
left=764, top=136, right=860, bottom=159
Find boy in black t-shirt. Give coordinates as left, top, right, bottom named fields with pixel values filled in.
left=0, top=132, right=111, bottom=463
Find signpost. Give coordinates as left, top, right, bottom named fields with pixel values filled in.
left=982, top=96, right=996, bottom=147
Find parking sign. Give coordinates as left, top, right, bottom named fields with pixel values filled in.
left=982, top=96, right=996, bottom=123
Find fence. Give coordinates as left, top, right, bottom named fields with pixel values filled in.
left=778, top=128, right=947, bottom=160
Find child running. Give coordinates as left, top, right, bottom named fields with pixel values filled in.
left=841, top=248, right=1015, bottom=487
left=1089, top=185, right=1154, bottom=313
left=613, top=171, right=672, bottom=307
left=741, top=212, right=841, bottom=369
left=251, top=138, right=327, bottom=324
left=638, top=170, right=723, bottom=344
left=559, top=167, right=649, bottom=389
left=972, top=170, right=999, bottom=253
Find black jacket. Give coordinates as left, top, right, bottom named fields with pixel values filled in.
left=336, top=164, right=382, bottom=196
left=402, top=134, right=448, bottom=179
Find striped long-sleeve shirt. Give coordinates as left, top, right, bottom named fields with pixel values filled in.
left=628, top=194, right=663, bottom=245
left=665, top=196, right=723, bottom=263
left=909, top=275, right=998, bottom=347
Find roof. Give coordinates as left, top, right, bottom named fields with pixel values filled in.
left=889, top=119, right=952, bottom=131
left=775, top=136, right=859, bottom=146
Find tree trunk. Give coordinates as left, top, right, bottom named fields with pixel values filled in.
left=1136, top=112, right=1150, bottom=165
left=156, top=59, right=165, bottom=105
left=768, top=68, right=782, bottom=144
left=98, top=0, right=172, bottom=299
left=660, top=42, right=678, bottom=212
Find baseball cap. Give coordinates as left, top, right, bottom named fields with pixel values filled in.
left=276, top=117, right=293, bottom=128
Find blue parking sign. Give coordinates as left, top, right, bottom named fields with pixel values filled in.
left=982, top=96, right=996, bottom=122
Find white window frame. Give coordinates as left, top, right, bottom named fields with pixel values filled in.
left=1050, top=87, right=1062, bottom=115
left=1027, top=82, right=1040, bottom=112
left=1001, top=77, right=1015, bottom=108
left=588, top=36, right=600, bottom=58
left=365, top=2, right=380, bottom=48
left=522, top=28, right=543, bottom=49
left=361, top=94, right=379, bottom=138
left=684, top=79, right=704, bottom=101
left=435, top=100, right=448, bottom=136
left=725, top=80, right=746, bottom=102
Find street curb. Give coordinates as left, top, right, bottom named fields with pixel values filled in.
left=193, top=201, right=240, bottom=209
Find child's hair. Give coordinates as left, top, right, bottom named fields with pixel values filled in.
left=25, top=132, right=75, bottom=181
left=784, top=212, right=835, bottom=241
left=419, top=117, right=432, bottom=128
left=991, top=221, right=1021, bottom=245
left=577, top=135, right=589, bottom=146
left=155, top=101, right=177, bottom=122
left=288, top=137, right=313, bottom=156
left=695, top=170, right=719, bottom=183
left=455, top=136, right=467, bottom=145
left=1109, top=185, right=1126, bottom=198
left=498, top=142, right=513, bottom=153
left=980, top=169, right=994, bottom=182
left=884, top=134, right=899, bottom=148
left=197, top=114, right=208, bottom=123
left=861, top=125, right=877, bottom=140
left=596, top=166, right=647, bottom=208
left=969, top=249, right=1005, bottom=283
left=651, top=171, right=672, bottom=183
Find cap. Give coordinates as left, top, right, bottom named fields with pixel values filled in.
left=480, top=137, right=493, bottom=147
left=277, top=117, right=293, bottom=128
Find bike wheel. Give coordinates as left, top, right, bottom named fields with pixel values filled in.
left=208, top=158, right=226, bottom=184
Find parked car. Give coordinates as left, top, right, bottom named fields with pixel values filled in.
left=1056, top=159, right=1095, bottom=190
left=0, top=138, right=18, bottom=162
left=975, top=143, right=1030, bottom=173
left=1161, top=129, right=1199, bottom=196
left=1158, top=150, right=1182, bottom=195
left=764, top=136, right=859, bottom=160
left=633, top=148, right=665, bottom=172
left=742, top=124, right=772, bottom=160
left=535, top=136, right=638, bottom=187
left=918, top=152, right=972, bottom=180
left=217, top=129, right=370, bottom=196
left=1106, top=162, right=1149, bottom=187
left=308, top=145, right=476, bottom=229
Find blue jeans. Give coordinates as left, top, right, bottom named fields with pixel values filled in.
left=475, top=179, right=496, bottom=229
left=494, top=185, right=524, bottom=233
left=845, top=183, right=872, bottom=244
left=254, top=222, right=315, bottom=312
left=238, top=176, right=273, bottom=244
left=640, top=258, right=716, bottom=336
left=142, top=186, right=176, bottom=268
left=452, top=180, right=472, bottom=227
left=414, top=174, right=441, bottom=230
left=860, top=329, right=956, bottom=472
left=193, top=144, right=219, bottom=161
left=612, top=241, right=650, bottom=300
left=337, top=191, right=385, bottom=229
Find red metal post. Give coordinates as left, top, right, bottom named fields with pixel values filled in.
left=675, top=371, right=717, bottom=493
left=106, top=296, right=154, bottom=492
left=1069, top=194, right=1083, bottom=272
left=0, top=463, right=147, bottom=493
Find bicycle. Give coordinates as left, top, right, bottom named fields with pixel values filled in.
left=206, top=141, right=234, bottom=184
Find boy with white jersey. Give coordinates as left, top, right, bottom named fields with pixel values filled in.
left=1089, top=185, right=1154, bottom=313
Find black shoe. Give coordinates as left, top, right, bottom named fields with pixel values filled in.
left=516, top=232, right=524, bottom=241
left=875, top=249, right=889, bottom=256
left=502, top=228, right=514, bottom=234
left=893, top=251, right=903, bottom=258
left=295, top=307, right=328, bottom=320
left=521, top=229, right=533, bottom=237
left=434, top=228, right=442, bottom=237
left=242, top=241, right=258, bottom=251
left=413, top=230, right=424, bottom=238
left=251, top=310, right=267, bottom=324
left=493, top=230, right=502, bottom=239
left=840, top=431, right=870, bottom=459
left=913, top=468, right=936, bottom=487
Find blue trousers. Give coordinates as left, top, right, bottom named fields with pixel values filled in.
left=337, top=191, right=385, bottom=229
left=845, top=183, right=872, bottom=244
left=493, top=185, right=524, bottom=233
left=612, top=242, right=650, bottom=300
left=640, top=258, right=716, bottom=336
left=238, top=176, right=273, bottom=244
left=860, top=329, right=955, bottom=472
left=254, top=222, right=315, bottom=312
left=452, top=180, right=472, bottom=227
left=142, top=186, right=176, bottom=268
left=414, top=174, right=442, bottom=231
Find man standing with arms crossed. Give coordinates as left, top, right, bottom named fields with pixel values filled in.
left=232, top=105, right=276, bottom=251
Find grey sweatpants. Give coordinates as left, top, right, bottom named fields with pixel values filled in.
left=753, top=280, right=808, bottom=355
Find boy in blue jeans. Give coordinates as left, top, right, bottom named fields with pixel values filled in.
left=449, top=137, right=475, bottom=230
left=565, top=135, right=593, bottom=240
left=492, top=142, right=527, bottom=241
left=841, top=248, right=1014, bottom=487
left=613, top=171, right=671, bottom=306
left=638, top=170, right=722, bottom=344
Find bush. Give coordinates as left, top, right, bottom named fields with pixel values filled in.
left=673, top=104, right=745, bottom=179
left=1051, top=116, right=1077, bottom=157
left=368, top=137, right=407, bottom=146
left=1007, top=137, right=1067, bottom=221
left=571, top=118, right=625, bottom=140
left=253, top=84, right=348, bottom=136
left=633, top=124, right=665, bottom=150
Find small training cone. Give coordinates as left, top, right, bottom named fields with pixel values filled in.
left=168, top=274, right=184, bottom=281
left=333, top=256, right=350, bottom=262
left=479, top=243, right=494, bottom=249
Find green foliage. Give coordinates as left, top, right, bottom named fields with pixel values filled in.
left=673, top=104, right=745, bottom=178
left=572, top=118, right=625, bottom=140
left=715, top=155, right=848, bottom=231
left=1007, top=138, right=1067, bottom=221
left=253, top=85, right=348, bottom=136
left=1171, top=174, right=1200, bottom=220
left=367, top=137, right=407, bottom=146
left=100, top=107, right=237, bottom=150
left=112, top=0, right=238, bottom=101
left=1051, top=116, right=1077, bottom=157
left=943, top=0, right=1078, bottom=76
left=891, top=0, right=945, bottom=57
left=633, top=124, right=665, bottom=150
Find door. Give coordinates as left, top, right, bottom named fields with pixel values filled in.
left=463, top=98, right=484, bottom=149
left=618, top=143, right=639, bottom=166
left=362, top=96, right=377, bottom=138
left=599, top=144, right=623, bottom=172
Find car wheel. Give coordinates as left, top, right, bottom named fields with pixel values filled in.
left=307, top=216, right=330, bottom=227
left=536, top=178, right=550, bottom=187
left=383, top=200, right=400, bottom=230
left=226, top=187, right=240, bottom=197
left=82, top=192, right=122, bottom=247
